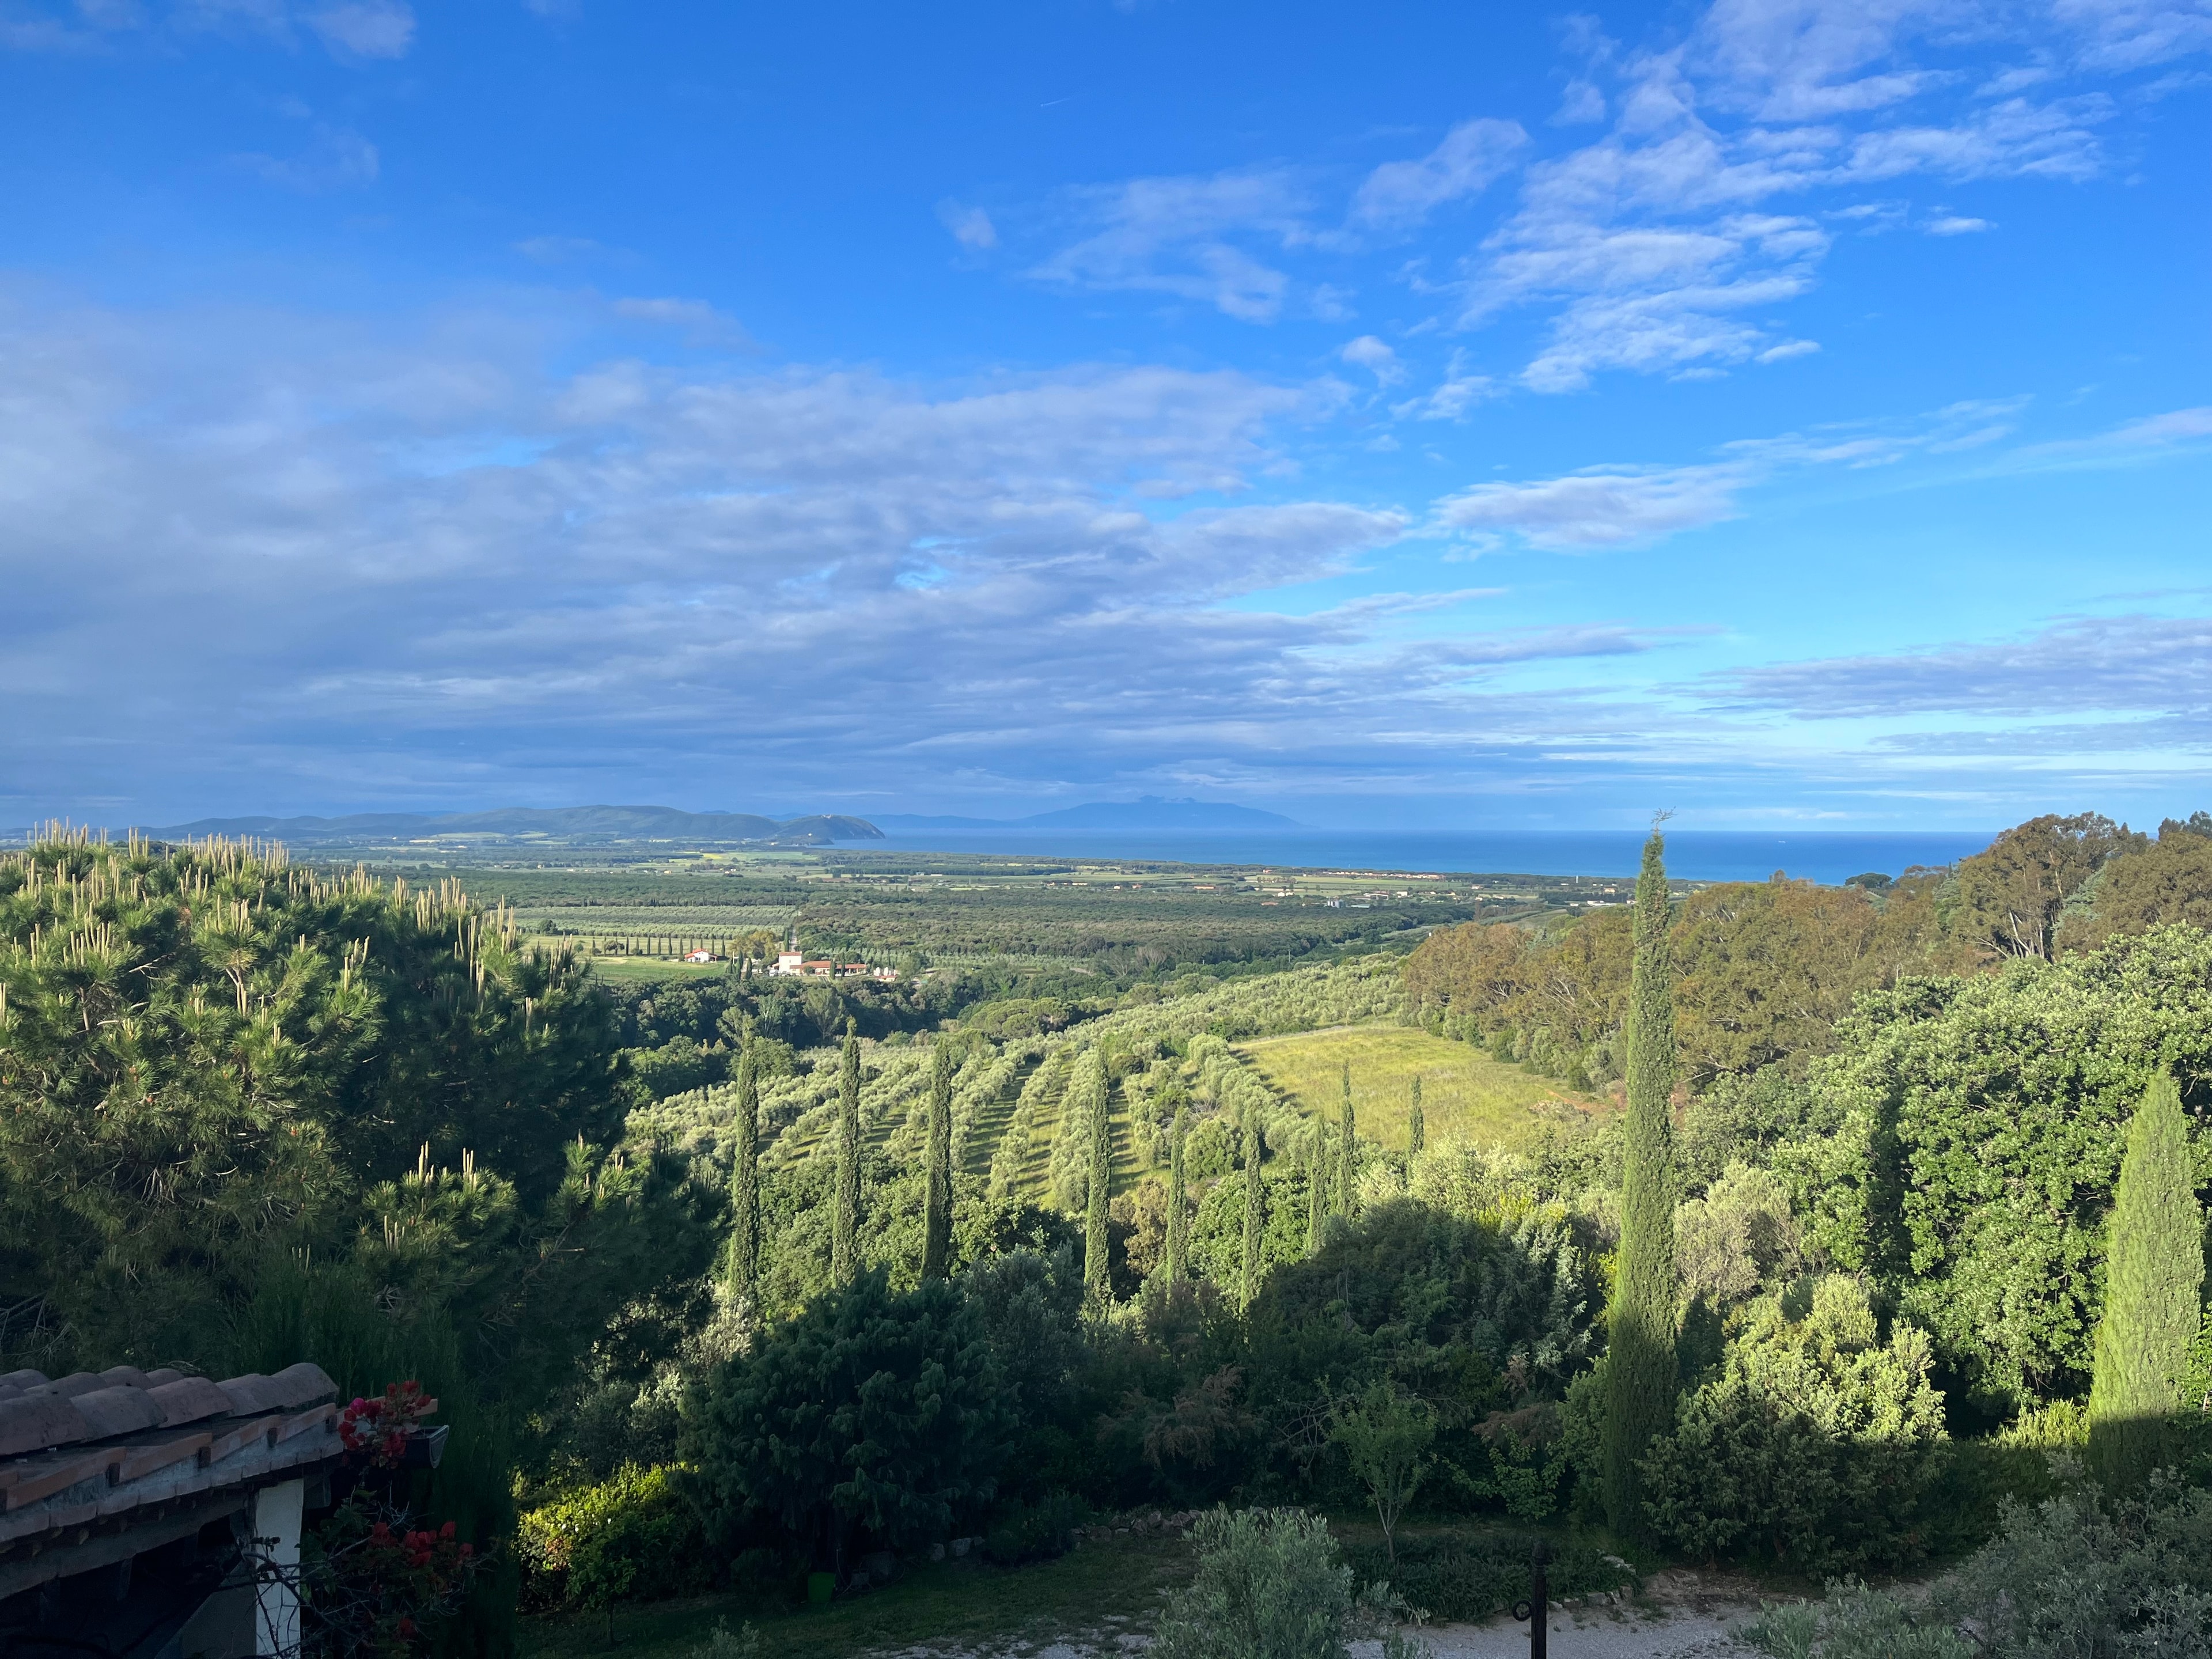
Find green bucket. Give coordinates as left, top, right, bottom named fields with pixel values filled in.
left=806, top=1571, right=836, bottom=1605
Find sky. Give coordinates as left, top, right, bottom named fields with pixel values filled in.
left=1, top=0, right=2206, bottom=831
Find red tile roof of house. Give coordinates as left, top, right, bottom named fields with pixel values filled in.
left=0, top=1362, right=342, bottom=1548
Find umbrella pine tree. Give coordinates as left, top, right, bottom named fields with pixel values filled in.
left=832, top=1019, right=861, bottom=1287
left=922, top=1040, right=953, bottom=1280
left=1603, top=828, right=1679, bottom=1539
left=2088, top=1070, right=2205, bottom=1489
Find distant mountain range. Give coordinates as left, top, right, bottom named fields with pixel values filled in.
left=122, top=796, right=1303, bottom=847
left=874, top=798, right=1305, bottom=832
left=143, top=806, right=884, bottom=846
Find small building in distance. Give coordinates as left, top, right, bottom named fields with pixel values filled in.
left=683, top=949, right=716, bottom=963
left=770, top=952, right=896, bottom=980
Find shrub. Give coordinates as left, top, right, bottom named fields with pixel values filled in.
left=1743, top=1479, right=2212, bottom=1659
left=1742, top=1581, right=1969, bottom=1659
left=1340, top=1530, right=1634, bottom=1624
left=1639, top=1276, right=1946, bottom=1574
left=981, top=1493, right=1089, bottom=1565
left=1149, top=1508, right=1423, bottom=1659
left=687, top=1270, right=1010, bottom=1569
left=514, top=1465, right=708, bottom=1611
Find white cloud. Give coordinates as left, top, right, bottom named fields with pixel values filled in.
left=13, top=289, right=1642, bottom=816
left=1925, top=213, right=1993, bottom=232
left=305, top=0, right=411, bottom=58
left=937, top=200, right=998, bottom=251
left=1394, top=351, right=1499, bottom=420
left=1349, top=118, right=1528, bottom=231
left=1028, top=168, right=1313, bottom=321
left=1713, top=612, right=2212, bottom=718
left=1435, top=463, right=1749, bottom=548
left=1553, top=79, right=1609, bottom=124
left=1338, top=335, right=1404, bottom=383
left=1427, top=396, right=2079, bottom=550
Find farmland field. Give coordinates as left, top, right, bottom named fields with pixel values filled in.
left=1235, top=1024, right=1611, bottom=1153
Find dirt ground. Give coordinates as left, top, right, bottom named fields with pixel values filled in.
left=910, top=1568, right=1780, bottom=1658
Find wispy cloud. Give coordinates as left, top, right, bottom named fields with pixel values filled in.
left=611, top=296, right=753, bottom=347
left=1027, top=167, right=1315, bottom=321
left=1436, top=463, right=1748, bottom=549
left=1710, top=612, right=2212, bottom=720
left=1425, top=395, right=2066, bottom=550
left=937, top=200, right=998, bottom=251
left=1347, top=118, right=1528, bottom=232
left=233, top=124, right=379, bottom=190
left=304, top=0, right=410, bottom=59
left=1338, top=335, right=1404, bottom=384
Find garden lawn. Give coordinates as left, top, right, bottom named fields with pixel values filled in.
left=520, top=1533, right=1192, bottom=1659
left=1236, top=1025, right=1611, bottom=1153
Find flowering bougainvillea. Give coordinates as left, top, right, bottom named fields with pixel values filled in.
left=339, top=1381, right=438, bottom=1469
left=298, top=1494, right=481, bottom=1659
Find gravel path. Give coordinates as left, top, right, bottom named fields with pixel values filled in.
left=882, top=1569, right=1780, bottom=1658
left=1389, top=1568, right=1769, bottom=1658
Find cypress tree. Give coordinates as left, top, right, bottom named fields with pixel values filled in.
left=1603, top=828, right=1679, bottom=1539
left=726, top=1035, right=759, bottom=1306
left=1082, top=1052, right=1112, bottom=1308
left=922, top=1040, right=953, bottom=1280
left=1165, top=1109, right=1188, bottom=1285
left=2088, top=1070, right=2205, bottom=1489
left=1408, top=1075, right=1425, bottom=1156
left=832, top=1018, right=861, bottom=1287
left=1240, top=1107, right=1264, bottom=1307
left=1306, top=1122, right=1327, bottom=1257
left=1338, top=1063, right=1357, bottom=1217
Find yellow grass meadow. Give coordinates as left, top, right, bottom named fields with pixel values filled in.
left=1234, top=1023, right=1612, bottom=1153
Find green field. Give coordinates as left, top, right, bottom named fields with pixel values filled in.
left=1236, top=1024, right=1609, bottom=1152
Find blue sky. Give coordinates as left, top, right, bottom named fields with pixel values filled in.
left=1, top=0, right=2206, bottom=830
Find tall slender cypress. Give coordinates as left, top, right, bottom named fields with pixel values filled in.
left=1337, top=1064, right=1357, bottom=1217
left=2088, top=1070, right=2205, bottom=1489
left=1603, top=828, right=1679, bottom=1538
left=1306, top=1122, right=1327, bottom=1257
left=832, top=1018, right=861, bottom=1287
left=1240, top=1107, right=1264, bottom=1307
left=1165, top=1109, right=1189, bottom=1285
left=1408, top=1075, right=1425, bottom=1156
left=922, top=1040, right=953, bottom=1280
left=726, top=1035, right=759, bottom=1306
left=1082, top=1052, right=1112, bottom=1308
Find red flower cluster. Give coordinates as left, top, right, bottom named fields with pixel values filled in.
left=310, top=1494, right=484, bottom=1659
left=339, top=1380, right=437, bottom=1469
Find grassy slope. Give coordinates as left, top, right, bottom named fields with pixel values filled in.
left=1236, top=1024, right=1611, bottom=1153
left=522, top=1534, right=1192, bottom=1659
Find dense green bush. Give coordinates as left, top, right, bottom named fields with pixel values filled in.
left=514, top=1464, right=709, bottom=1611
left=1787, top=925, right=2212, bottom=1411
left=980, top=1493, right=1090, bottom=1564
left=1640, top=1277, right=1947, bottom=1573
left=686, top=1271, right=1010, bottom=1572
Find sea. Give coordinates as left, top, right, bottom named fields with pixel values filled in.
left=834, top=829, right=1997, bottom=885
